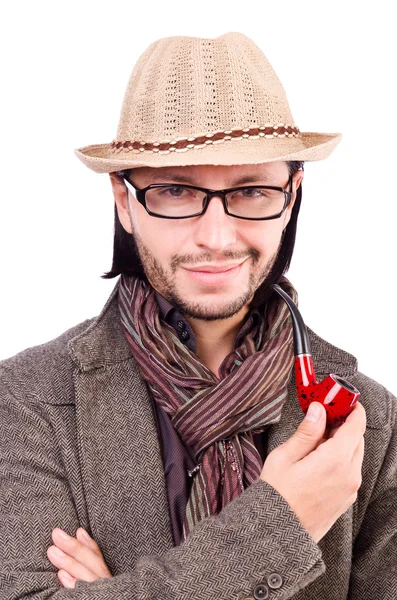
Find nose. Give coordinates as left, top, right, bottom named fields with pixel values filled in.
left=193, top=194, right=237, bottom=251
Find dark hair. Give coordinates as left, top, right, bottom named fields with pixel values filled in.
left=101, top=160, right=304, bottom=307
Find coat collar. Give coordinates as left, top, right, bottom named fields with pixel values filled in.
left=68, top=280, right=131, bottom=371
left=68, top=278, right=358, bottom=379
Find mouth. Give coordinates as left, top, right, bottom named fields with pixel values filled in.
left=181, top=260, right=247, bottom=287
left=183, top=262, right=244, bottom=273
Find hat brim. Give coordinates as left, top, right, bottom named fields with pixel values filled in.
left=75, top=132, right=342, bottom=174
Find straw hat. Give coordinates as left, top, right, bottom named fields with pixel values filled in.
left=75, top=33, right=341, bottom=173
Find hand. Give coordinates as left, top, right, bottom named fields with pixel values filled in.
left=260, top=401, right=366, bottom=543
left=47, top=527, right=112, bottom=589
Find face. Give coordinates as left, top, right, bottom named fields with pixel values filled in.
left=111, top=163, right=303, bottom=322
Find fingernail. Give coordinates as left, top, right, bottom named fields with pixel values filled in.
left=306, top=402, right=322, bottom=423
left=59, top=571, right=75, bottom=587
left=56, top=529, right=71, bottom=541
left=80, top=529, right=92, bottom=543
left=51, top=546, right=66, bottom=558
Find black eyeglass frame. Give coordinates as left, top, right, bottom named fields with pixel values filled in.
left=123, top=175, right=293, bottom=221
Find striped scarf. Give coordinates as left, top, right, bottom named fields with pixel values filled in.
left=118, top=273, right=296, bottom=540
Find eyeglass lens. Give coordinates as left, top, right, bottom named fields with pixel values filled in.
left=142, top=185, right=286, bottom=218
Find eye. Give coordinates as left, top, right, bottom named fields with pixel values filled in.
left=240, top=188, right=264, bottom=197
left=158, top=186, right=190, bottom=197
left=166, top=186, right=185, bottom=196
left=230, top=188, right=268, bottom=200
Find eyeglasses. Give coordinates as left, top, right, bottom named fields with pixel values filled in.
left=123, top=175, right=293, bottom=221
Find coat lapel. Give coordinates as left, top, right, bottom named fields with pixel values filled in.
left=68, top=282, right=358, bottom=574
left=68, top=282, right=173, bottom=575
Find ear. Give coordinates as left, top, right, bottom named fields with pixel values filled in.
left=282, top=169, right=304, bottom=229
left=109, top=173, right=134, bottom=234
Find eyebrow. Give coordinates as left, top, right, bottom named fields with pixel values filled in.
left=141, top=172, right=275, bottom=186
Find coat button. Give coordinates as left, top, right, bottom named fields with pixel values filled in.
left=253, top=584, right=269, bottom=599
left=180, top=329, right=190, bottom=342
left=267, top=573, right=283, bottom=589
left=177, top=320, right=186, bottom=330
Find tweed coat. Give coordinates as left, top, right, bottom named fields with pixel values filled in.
left=0, top=280, right=396, bottom=600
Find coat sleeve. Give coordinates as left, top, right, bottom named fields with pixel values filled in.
left=0, top=381, right=325, bottom=600
left=348, top=388, right=397, bottom=599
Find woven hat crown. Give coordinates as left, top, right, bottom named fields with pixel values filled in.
left=117, top=32, right=296, bottom=143
left=75, top=32, right=341, bottom=172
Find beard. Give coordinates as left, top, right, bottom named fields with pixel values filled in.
left=131, top=232, right=278, bottom=322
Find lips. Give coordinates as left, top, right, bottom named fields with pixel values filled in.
left=182, top=262, right=244, bottom=273
left=181, top=261, right=246, bottom=287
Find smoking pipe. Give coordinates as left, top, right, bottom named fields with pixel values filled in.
left=272, top=284, right=360, bottom=427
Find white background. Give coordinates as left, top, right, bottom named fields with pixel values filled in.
left=1, top=1, right=396, bottom=394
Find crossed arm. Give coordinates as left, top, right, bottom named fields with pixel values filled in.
left=2, top=376, right=397, bottom=598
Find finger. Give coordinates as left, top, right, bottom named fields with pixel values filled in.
left=280, top=402, right=327, bottom=464
left=352, top=435, right=365, bottom=471
left=347, top=436, right=365, bottom=496
left=317, top=436, right=328, bottom=447
left=327, top=402, right=365, bottom=439
left=51, top=529, right=111, bottom=578
left=317, top=418, right=365, bottom=471
left=327, top=402, right=366, bottom=449
left=342, top=401, right=366, bottom=430
left=76, top=528, right=108, bottom=561
left=57, top=569, right=77, bottom=589
left=47, top=545, right=97, bottom=583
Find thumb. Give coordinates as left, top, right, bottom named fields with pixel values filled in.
left=282, top=402, right=327, bottom=463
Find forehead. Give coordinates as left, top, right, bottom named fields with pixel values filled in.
left=129, top=162, right=289, bottom=186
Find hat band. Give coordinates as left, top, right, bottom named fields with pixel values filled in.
left=111, top=124, right=300, bottom=155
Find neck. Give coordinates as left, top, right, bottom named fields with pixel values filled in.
left=186, top=306, right=250, bottom=379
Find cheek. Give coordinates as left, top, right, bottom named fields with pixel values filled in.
left=240, top=222, right=283, bottom=254
left=132, top=210, right=192, bottom=259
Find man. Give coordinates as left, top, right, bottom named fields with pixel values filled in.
left=0, top=33, right=395, bottom=600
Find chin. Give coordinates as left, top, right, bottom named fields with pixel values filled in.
left=173, top=293, right=251, bottom=322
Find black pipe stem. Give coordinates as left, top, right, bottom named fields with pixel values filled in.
left=272, top=284, right=311, bottom=356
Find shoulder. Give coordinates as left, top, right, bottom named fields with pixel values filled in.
left=0, top=281, right=135, bottom=407
left=0, top=317, right=95, bottom=406
left=0, top=282, right=129, bottom=406
left=308, top=327, right=396, bottom=431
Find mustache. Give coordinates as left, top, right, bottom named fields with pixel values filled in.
left=170, top=248, right=260, bottom=271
